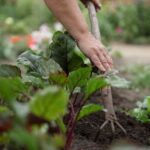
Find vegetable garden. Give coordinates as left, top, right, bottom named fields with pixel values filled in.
left=0, top=0, right=150, bottom=150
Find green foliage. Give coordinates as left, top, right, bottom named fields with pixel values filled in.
left=130, top=96, right=150, bottom=123
left=116, top=3, right=150, bottom=43
left=0, top=0, right=54, bottom=32
left=0, top=64, right=21, bottom=77
left=68, top=67, right=91, bottom=92
left=78, top=104, right=103, bottom=120
left=18, top=51, right=63, bottom=79
left=0, top=105, right=11, bottom=118
left=49, top=72, right=68, bottom=86
left=9, top=128, right=39, bottom=150
left=97, top=9, right=115, bottom=43
left=107, top=75, right=130, bottom=88
left=129, top=65, right=150, bottom=89
left=96, top=3, right=150, bottom=44
left=84, top=76, right=108, bottom=99
left=49, top=31, right=85, bottom=73
left=22, top=75, right=44, bottom=88
left=0, top=77, right=26, bottom=101
left=0, top=31, right=128, bottom=150
left=30, top=86, right=69, bottom=121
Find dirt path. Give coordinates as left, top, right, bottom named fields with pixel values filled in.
left=110, top=42, right=150, bottom=65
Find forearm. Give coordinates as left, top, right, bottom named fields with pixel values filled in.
left=44, top=0, right=89, bottom=41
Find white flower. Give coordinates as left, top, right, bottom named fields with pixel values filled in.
left=54, top=22, right=63, bottom=31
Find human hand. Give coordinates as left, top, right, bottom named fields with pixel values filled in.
left=81, top=0, right=101, bottom=11
left=77, top=32, right=113, bottom=72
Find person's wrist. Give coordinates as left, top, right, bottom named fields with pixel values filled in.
left=75, top=30, right=92, bottom=43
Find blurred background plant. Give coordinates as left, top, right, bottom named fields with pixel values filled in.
left=0, top=0, right=62, bottom=61
left=0, top=0, right=150, bottom=62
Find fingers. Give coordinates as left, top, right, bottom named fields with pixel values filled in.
left=81, top=0, right=101, bottom=11
left=92, top=0, right=101, bottom=11
left=91, top=54, right=106, bottom=72
left=93, top=47, right=113, bottom=72
left=97, top=51, right=111, bottom=71
left=102, top=47, right=113, bottom=67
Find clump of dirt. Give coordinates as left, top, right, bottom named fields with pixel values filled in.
left=72, top=111, right=150, bottom=150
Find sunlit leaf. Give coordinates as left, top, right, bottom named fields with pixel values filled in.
left=78, top=104, right=103, bottom=120
left=30, top=86, right=69, bottom=121
left=68, top=67, right=91, bottom=92
left=84, top=76, right=107, bottom=99
left=0, top=77, right=26, bottom=101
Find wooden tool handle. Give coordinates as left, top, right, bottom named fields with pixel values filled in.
left=87, top=2, right=118, bottom=129
left=87, top=1, right=101, bottom=41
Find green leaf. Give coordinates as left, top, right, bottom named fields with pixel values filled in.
left=107, top=75, right=130, bottom=88
left=48, top=31, right=85, bottom=73
left=68, top=52, right=85, bottom=72
left=9, top=128, right=39, bottom=150
left=0, top=64, right=21, bottom=77
left=18, top=51, right=40, bottom=67
left=49, top=31, right=76, bottom=73
left=56, top=118, right=66, bottom=133
left=49, top=72, right=68, bottom=86
left=130, top=96, right=150, bottom=123
left=84, top=76, right=107, bottom=99
left=78, top=104, right=103, bottom=120
left=147, top=97, right=150, bottom=112
left=0, top=77, right=26, bottom=101
left=30, top=86, right=69, bottom=121
left=50, top=134, right=65, bottom=148
left=68, top=67, right=91, bottom=92
left=0, top=106, right=11, bottom=117
left=18, top=51, right=63, bottom=79
left=22, top=75, right=44, bottom=88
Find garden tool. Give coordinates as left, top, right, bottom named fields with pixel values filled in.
left=87, top=1, right=126, bottom=135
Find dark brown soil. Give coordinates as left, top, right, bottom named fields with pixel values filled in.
left=72, top=89, right=150, bottom=150
left=72, top=112, right=150, bottom=150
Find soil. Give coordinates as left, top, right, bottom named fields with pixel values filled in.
left=71, top=89, right=150, bottom=150
left=72, top=111, right=150, bottom=150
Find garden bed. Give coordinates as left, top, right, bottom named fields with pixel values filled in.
left=72, top=90, right=150, bottom=150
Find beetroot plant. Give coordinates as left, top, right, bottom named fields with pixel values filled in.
left=0, top=31, right=128, bottom=150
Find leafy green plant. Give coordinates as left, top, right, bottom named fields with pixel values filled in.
left=128, top=65, right=150, bottom=89
left=130, top=96, right=150, bottom=123
left=0, top=31, right=128, bottom=150
left=96, top=3, right=150, bottom=44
